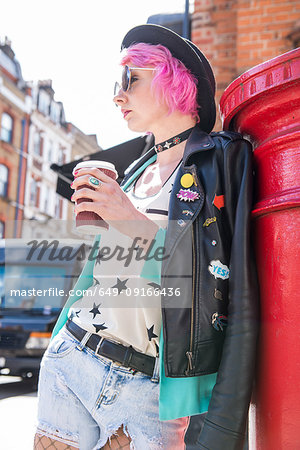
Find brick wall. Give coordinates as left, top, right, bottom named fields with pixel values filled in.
left=192, top=0, right=299, bottom=129
left=0, top=94, right=28, bottom=235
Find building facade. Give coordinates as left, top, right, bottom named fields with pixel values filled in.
left=0, top=37, right=31, bottom=238
left=0, top=38, right=102, bottom=240
left=23, top=79, right=73, bottom=237
left=192, top=0, right=300, bottom=129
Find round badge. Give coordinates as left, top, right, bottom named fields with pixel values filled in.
left=180, top=173, right=194, bottom=188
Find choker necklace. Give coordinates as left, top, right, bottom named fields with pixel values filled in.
left=153, top=127, right=194, bottom=153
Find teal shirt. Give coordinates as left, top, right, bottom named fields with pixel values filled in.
left=52, top=155, right=217, bottom=421
left=140, top=227, right=216, bottom=421
left=159, top=333, right=216, bottom=420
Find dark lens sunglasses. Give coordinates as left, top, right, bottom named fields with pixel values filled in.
left=114, top=65, right=155, bottom=96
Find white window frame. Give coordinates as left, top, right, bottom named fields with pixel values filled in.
left=0, top=164, right=9, bottom=197
left=38, top=90, right=50, bottom=116
left=1, top=113, right=13, bottom=143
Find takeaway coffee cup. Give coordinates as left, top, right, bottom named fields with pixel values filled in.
left=72, top=160, right=118, bottom=234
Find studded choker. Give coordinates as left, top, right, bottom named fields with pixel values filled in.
left=153, top=127, right=194, bottom=153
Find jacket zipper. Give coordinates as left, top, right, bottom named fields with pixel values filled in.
left=185, top=223, right=197, bottom=375
left=186, top=351, right=193, bottom=373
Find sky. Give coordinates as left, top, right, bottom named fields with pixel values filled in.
left=0, top=0, right=192, bottom=149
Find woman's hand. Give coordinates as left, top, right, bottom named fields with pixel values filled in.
left=71, top=167, right=159, bottom=243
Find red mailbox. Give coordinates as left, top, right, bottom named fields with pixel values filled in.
left=220, top=49, right=300, bottom=449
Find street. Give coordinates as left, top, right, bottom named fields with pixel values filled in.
left=0, top=376, right=38, bottom=450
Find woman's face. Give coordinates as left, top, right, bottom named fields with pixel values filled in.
left=113, top=66, right=169, bottom=133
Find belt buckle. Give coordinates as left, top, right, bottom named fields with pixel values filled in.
left=95, top=336, right=105, bottom=355
left=122, top=346, right=133, bottom=368
left=151, top=356, right=160, bottom=383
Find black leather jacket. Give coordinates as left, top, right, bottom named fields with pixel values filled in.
left=122, top=126, right=259, bottom=450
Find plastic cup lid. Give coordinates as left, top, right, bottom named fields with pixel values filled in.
left=73, top=160, right=118, bottom=177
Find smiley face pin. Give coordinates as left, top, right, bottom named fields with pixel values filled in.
left=180, top=173, right=194, bottom=188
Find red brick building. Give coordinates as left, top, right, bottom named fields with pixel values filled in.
left=192, top=0, right=300, bottom=129
left=0, top=38, right=31, bottom=238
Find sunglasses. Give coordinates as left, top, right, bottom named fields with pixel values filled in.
left=114, top=65, right=155, bottom=96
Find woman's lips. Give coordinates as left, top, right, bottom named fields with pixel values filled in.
left=122, top=109, right=132, bottom=119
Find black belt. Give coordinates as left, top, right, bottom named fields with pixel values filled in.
left=66, top=320, right=156, bottom=377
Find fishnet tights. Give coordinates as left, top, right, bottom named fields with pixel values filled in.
left=102, top=426, right=131, bottom=449
left=34, top=433, right=77, bottom=449
left=34, top=426, right=131, bottom=449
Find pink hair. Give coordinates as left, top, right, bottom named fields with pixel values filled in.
left=120, top=43, right=199, bottom=121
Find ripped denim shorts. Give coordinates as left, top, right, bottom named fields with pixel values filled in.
left=36, top=325, right=189, bottom=449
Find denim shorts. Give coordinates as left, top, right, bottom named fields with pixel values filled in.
left=36, top=326, right=189, bottom=449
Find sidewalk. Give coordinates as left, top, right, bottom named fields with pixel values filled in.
left=0, top=377, right=37, bottom=450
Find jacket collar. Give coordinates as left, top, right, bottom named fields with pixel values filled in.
left=183, top=126, right=215, bottom=166
left=121, top=127, right=215, bottom=189
left=162, top=127, right=215, bottom=274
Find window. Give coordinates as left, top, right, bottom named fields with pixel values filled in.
left=0, top=220, right=4, bottom=238
left=0, top=49, right=18, bottom=79
left=47, top=140, right=53, bottom=161
left=1, top=113, right=13, bottom=143
left=50, top=102, right=61, bottom=124
left=43, top=186, right=50, bottom=213
left=55, top=196, right=62, bottom=218
left=55, top=196, right=59, bottom=218
left=57, top=149, right=64, bottom=165
left=38, top=90, right=50, bottom=116
left=33, top=133, right=41, bottom=156
left=30, top=179, right=37, bottom=206
left=0, top=164, right=9, bottom=197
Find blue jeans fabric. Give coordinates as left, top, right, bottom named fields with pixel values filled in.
left=36, top=326, right=189, bottom=449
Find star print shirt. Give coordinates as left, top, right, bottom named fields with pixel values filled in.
left=69, top=164, right=180, bottom=358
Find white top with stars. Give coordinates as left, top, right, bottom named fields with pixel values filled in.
left=69, top=165, right=180, bottom=357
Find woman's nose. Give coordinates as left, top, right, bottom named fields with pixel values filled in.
left=113, top=84, right=127, bottom=107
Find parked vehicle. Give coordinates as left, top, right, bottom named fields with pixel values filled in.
left=0, top=238, right=87, bottom=379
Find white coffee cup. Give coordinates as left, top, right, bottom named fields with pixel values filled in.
left=72, top=161, right=118, bottom=234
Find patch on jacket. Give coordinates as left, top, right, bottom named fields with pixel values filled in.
left=176, top=188, right=200, bottom=202
left=211, top=312, right=228, bottom=331
left=208, top=260, right=229, bottom=280
left=213, top=194, right=225, bottom=210
left=203, top=216, right=216, bottom=227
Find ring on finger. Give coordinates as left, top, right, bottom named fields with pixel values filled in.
left=88, top=176, right=102, bottom=188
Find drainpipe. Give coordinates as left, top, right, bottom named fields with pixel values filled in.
left=183, top=0, right=190, bottom=39
left=14, top=118, right=26, bottom=237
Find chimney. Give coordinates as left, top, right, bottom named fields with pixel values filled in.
left=38, top=79, right=55, bottom=97
left=0, top=36, right=15, bottom=60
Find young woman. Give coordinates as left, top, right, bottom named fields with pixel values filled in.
left=34, top=24, right=258, bottom=450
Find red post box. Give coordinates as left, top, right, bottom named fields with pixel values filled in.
left=220, top=49, right=300, bottom=449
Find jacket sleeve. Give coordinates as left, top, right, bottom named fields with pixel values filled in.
left=197, top=138, right=259, bottom=450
